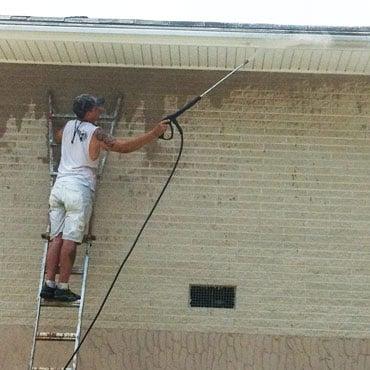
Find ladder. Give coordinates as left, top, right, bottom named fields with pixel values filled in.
left=29, top=93, right=122, bottom=370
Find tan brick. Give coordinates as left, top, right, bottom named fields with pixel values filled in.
left=1, top=64, right=370, bottom=368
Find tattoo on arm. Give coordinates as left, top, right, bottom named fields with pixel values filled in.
left=95, top=128, right=116, bottom=149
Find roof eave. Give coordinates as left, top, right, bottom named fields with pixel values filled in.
left=0, top=16, right=369, bottom=75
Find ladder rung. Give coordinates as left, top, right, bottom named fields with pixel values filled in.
left=82, top=234, right=96, bottom=242
left=41, top=232, right=95, bottom=243
left=52, top=113, right=117, bottom=121
left=71, top=266, right=84, bottom=275
left=41, top=299, right=80, bottom=308
left=32, top=367, right=73, bottom=370
left=54, top=266, right=84, bottom=275
left=36, top=332, right=76, bottom=341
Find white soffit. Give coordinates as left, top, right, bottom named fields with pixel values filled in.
left=0, top=17, right=369, bottom=75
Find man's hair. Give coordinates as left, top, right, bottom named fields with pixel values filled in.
left=72, top=94, right=105, bottom=120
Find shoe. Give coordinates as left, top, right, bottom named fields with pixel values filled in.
left=54, top=288, right=81, bottom=302
left=40, top=283, right=56, bottom=299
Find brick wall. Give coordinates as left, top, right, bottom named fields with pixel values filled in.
left=0, top=63, right=369, bottom=369
left=4, top=326, right=370, bottom=369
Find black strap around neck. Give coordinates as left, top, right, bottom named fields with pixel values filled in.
left=71, top=120, right=82, bottom=144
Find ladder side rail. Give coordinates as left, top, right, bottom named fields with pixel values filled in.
left=29, top=93, right=58, bottom=369
left=98, top=96, right=123, bottom=179
left=72, top=96, right=122, bottom=366
left=52, top=114, right=118, bottom=121
left=29, top=240, right=49, bottom=370
left=88, top=95, right=122, bottom=237
left=47, top=93, right=55, bottom=175
left=71, top=244, right=91, bottom=370
left=67, top=95, right=122, bottom=368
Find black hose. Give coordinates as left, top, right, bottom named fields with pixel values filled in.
left=63, top=119, right=184, bottom=369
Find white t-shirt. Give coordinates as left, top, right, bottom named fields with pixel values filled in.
left=56, top=120, right=99, bottom=191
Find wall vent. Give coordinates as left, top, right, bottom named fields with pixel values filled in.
left=190, top=285, right=235, bottom=309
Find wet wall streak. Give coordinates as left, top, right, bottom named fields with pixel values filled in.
left=0, top=63, right=369, bottom=141
left=0, top=63, right=251, bottom=135
left=0, top=65, right=56, bottom=138
left=0, top=65, right=235, bottom=143
left=0, top=99, right=30, bottom=138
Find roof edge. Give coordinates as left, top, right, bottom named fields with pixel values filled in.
left=0, top=15, right=370, bottom=36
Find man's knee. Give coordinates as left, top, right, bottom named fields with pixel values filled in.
left=50, top=233, right=63, bottom=246
left=62, top=239, right=77, bottom=256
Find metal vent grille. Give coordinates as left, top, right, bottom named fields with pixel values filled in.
left=190, top=285, right=236, bottom=309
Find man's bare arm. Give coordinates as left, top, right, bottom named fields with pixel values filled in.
left=54, top=128, right=63, bottom=144
left=94, top=129, right=116, bottom=150
left=93, top=121, right=168, bottom=154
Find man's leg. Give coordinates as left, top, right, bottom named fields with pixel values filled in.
left=58, top=239, right=77, bottom=283
left=44, top=180, right=65, bottom=297
left=54, top=239, right=81, bottom=302
left=54, top=183, right=92, bottom=301
left=45, top=233, right=63, bottom=281
left=40, top=233, right=63, bottom=299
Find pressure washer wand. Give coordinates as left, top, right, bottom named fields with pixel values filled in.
left=160, top=60, right=248, bottom=140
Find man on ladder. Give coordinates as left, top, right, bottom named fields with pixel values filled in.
left=40, top=94, right=168, bottom=302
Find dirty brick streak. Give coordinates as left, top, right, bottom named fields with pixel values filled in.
left=81, top=329, right=370, bottom=370
left=0, top=64, right=370, bottom=369
left=3, top=326, right=370, bottom=369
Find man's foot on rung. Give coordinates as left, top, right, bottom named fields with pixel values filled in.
left=54, top=288, right=81, bottom=302
left=40, top=283, right=56, bottom=299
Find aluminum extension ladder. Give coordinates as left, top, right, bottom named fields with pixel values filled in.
left=29, top=93, right=122, bottom=370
